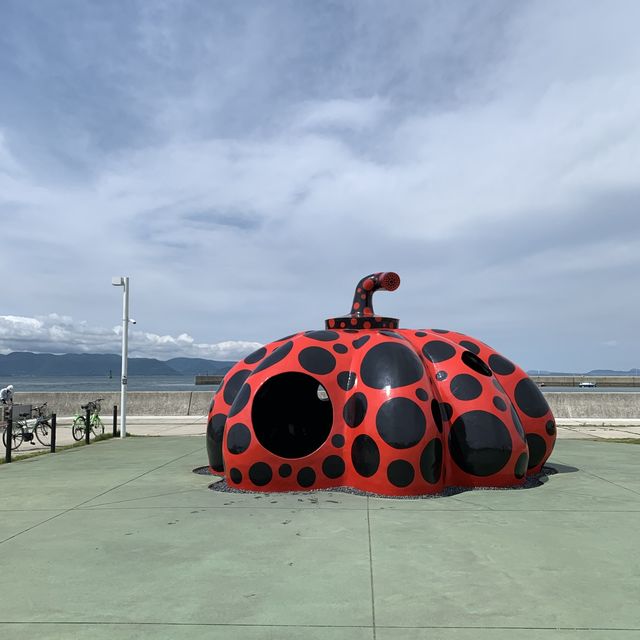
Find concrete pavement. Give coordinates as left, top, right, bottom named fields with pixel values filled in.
left=0, top=436, right=639, bottom=639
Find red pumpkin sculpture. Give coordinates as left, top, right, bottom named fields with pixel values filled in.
left=206, top=272, right=556, bottom=496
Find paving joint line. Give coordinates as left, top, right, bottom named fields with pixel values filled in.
left=365, top=496, right=377, bottom=640
left=0, top=445, right=202, bottom=545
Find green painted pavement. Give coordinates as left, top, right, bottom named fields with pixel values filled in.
left=0, top=437, right=638, bottom=639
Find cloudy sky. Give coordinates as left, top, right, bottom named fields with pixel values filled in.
left=1, top=0, right=639, bottom=371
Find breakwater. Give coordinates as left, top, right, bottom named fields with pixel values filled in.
left=12, top=390, right=640, bottom=420
left=531, top=375, right=640, bottom=387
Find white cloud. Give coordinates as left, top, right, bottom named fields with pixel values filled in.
left=0, top=315, right=258, bottom=361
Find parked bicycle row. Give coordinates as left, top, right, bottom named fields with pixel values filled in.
left=1, top=398, right=106, bottom=451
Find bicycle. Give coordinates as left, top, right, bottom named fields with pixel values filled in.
left=72, top=399, right=105, bottom=441
left=1, top=403, right=52, bottom=450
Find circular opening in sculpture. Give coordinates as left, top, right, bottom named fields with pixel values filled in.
left=252, top=372, right=334, bottom=459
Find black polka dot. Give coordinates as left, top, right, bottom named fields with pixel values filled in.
left=207, top=413, right=226, bottom=471
left=435, top=371, right=448, bottom=381
left=493, top=396, right=507, bottom=411
left=441, top=403, right=453, bottom=421
left=331, top=434, right=345, bottom=448
left=229, top=468, right=242, bottom=484
left=226, top=423, right=251, bottom=454
left=380, top=330, right=404, bottom=339
left=351, top=435, right=380, bottom=477
left=298, top=347, right=336, bottom=375
left=511, top=406, right=526, bottom=441
left=459, top=340, right=481, bottom=354
left=252, top=341, right=294, bottom=374
left=228, top=383, right=251, bottom=417
left=249, top=462, right=272, bottom=486
left=387, top=460, right=415, bottom=488
left=223, top=369, right=251, bottom=405
left=488, top=353, right=516, bottom=376
left=515, top=453, right=528, bottom=479
left=376, top=398, right=426, bottom=449
left=333, top=344, right=348, bottom=354
left=279, top=464, right=292, bottom=478
left=526, top=434, right=547, bottom=469
left=337, top=371, right=357, bottom=391
left=343, top=329, right=359, bottom=333
left=432, top=329, right=450, bottom=334
left=546, top=420, right=556, bottom=436
left=414, top=331, right=427, bottom=337
left=305, top=330, right=339, bottom=341
left=244, top=347, right=267, bottom=365
left=514, top=378, right=551, bottom=418
left=449, top=411, right=512, bottom=477
left=415, top=388, right=428, bottom=401
left=420, top=439, right=443, bottom=484
left=343, top=393, right=368, bottom=428
left=431, top=399, right=443, bottom=433
left=450, top=374, right=483, bottom=401
left=361, top=343, right=424, bottom=389
left=353, top=335, right=370, bottom=349
left=297, top=467, right=316, bottom=488
left=461, top=351, right=492, bottom=377
left=322, top=455, right=345, bottom=479
left=422, top=340, right=456, bottom=363
left=208, top=413, right=226, bottom=444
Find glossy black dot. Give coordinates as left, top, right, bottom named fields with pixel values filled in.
left=459, top=340, right=481, bottom=354
left=420, top=439, right=443, bottom=484
left=376, top=398, right=426, bottom=449
left=333, top=344, right=348, bottom=354
left=331, top=434, right=345, bottom=448
left=208, top=413, right=226, bottom=444
left=380, top=330, right=404, bottom=339
left=435, top=371, right=448, bottom=381
left=322, top=455, right=345, bottom=479
left=337, top=371, right=357, bottom=391
left=511, top=405, right=526, bottom=441
left=305, top=330, right=339, bottom=341
left=252, top=341, right=294, bottom=374
left=493, top=396, right=507, bottom=411
left=514, top=378, right=551, bottom=418
left=298, top=347, right=336, bottom=375
left=450, top=374, right=483, bottom=401
left=461, top=351, right=492, bottom=377
left=414, top=331, right=427, bottom=337
left=488, top=353, right=516, bottom=376
left=343, top=393, right=368, bottom=428
left=387, top=460, right=415, bottom=488
left=351, top=435, right=380, bottom=477
left=432, top=329, right=450, bottom=334
left=361, top=343, right=424, bottom=389
left=244, top=347, right=267, bottom=365
left=226, top=423, right=251, bottom=454
left=343, top=329, right=359, bottom=333
left=228, top=383, right=251, bottom=418
left=449, top=411, right=512, bottom=477
left=223, top=369, right=251, bottom=405
left=515, top=453, right=528, bottom=479
left=229, top=468, right=242, bottom=484
left=249, top=462, right=272, bottom=486
left=279, top=464, right=292, bottom=478
left=431, top=399, right=443, bottom=433
left=441, top=403, right=453, bottom=421
left=297, top=467, right=316, bottom=488
left=353, top=335, right=370, bottom=349
left=546, top=420, right=556, bottom=436
left=415, top=388, right=428, bottom=401
left=526, top=434, right=547, bottom=469
left=207, top=413, right=227, bottom=471
left=422, top=340, right=456, bottom=363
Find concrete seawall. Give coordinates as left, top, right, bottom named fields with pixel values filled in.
left=12, top=390, right=640, bottom=420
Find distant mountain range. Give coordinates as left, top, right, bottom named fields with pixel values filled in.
left=0, top=352, right=237, bottom=377
left=527, top=369, right=640, bottom=376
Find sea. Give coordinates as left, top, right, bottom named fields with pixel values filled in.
left=6, top=375, right=220, bottom=392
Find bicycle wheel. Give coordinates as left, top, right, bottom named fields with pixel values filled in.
left=2, top=426, right=24, bottom=450
left=91, top=417, right=105, bottom=438
left=35, top=421, right=51, bottom=446
left=72, top=416, right=87, bottom=441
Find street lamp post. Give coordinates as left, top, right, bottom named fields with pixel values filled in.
left=112, top=276, right=130, bottom=438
